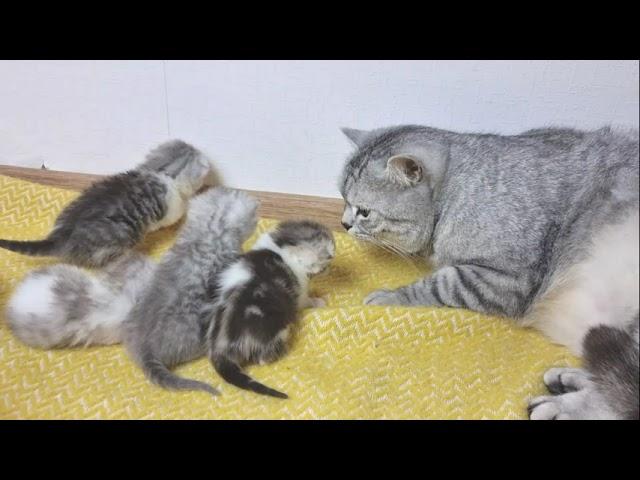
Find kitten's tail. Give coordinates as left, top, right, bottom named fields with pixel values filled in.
left=211, top=354, right=288, bottom=399
left=0, top=238, right=59, bottom=257
left=141, top=352, right=220, bottom=396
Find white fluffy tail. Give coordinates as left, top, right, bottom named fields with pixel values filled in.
left=6, top=260, right=153, bottom=349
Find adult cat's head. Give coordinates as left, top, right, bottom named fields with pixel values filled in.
left=338, top=125, right=449, bottom=255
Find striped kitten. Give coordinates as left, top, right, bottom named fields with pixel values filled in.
left=0, top=140, right=218, bottom=267
left=208, top=220, right=335, bottom=399
left=6, top=251, right=156, bottom=349
left=123, top=187, right=259, bottom=396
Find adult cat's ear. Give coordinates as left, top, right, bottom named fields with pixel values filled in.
left=386, top=155, right=423, bottom=186
left=341, top=127, right=370, bottom=148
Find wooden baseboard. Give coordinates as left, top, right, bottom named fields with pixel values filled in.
left=0, top=165, right=346, bottom=231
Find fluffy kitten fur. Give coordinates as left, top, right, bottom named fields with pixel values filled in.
left=339, top=125, right=638, bottom=420
left=208, top=220, right=335, bottom=399
left=123, top=187, right=259, bottom=396
left=0, top=140, right=218, bottom=267
left=6, top=251, right=156, bottom=349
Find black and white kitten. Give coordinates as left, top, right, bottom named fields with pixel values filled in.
left=0, top=140, right=218, bottom=267
left=208, top=220, right=335, bottom=399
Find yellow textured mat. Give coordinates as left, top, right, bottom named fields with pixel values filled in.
left=0, top=174, right=578, bottom=419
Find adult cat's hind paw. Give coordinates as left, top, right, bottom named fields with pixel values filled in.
left=527, top=367, right=592, bottom=418
left=527, top=391, right=594, bottom=420
left=543, top=367, right=591, bottom=395
left=528, top=395, right=562, bottom=420
left=528, top=380, right=619, bottom=420
left=364, top=289, right=406, bottom=306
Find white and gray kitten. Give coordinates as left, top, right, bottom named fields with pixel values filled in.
left=6, top=251, right=156, bottom=349
left=208, top=220, right=335, bottom=399
left=0, top=139, right=218, bottom=267
left=123, top=187, right=259, bottom=396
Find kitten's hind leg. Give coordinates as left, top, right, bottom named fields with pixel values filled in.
left=65, top=243, right=127, bottom=268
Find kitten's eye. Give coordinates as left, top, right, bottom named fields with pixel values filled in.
left=357, top=208, right=370, bottom=218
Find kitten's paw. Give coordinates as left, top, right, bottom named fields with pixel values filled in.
left=363, top=289, right=405, bottom=306
left=543, top=367, right=591, bottom=395
left=308, top=297, right=327, bottom=308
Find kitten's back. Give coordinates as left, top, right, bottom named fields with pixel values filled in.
left=123, top=187, right=259, bottom=396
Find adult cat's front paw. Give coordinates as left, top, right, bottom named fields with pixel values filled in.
left=363, top=289, right=406, bottom=306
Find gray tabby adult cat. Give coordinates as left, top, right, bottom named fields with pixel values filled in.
left=123, top=187, right=259, bottom=396
left=339, top=125, right=639, bottom=420
left=0, top=140, right=218, bottom=267
left=6, top=251, right=156, bottom=349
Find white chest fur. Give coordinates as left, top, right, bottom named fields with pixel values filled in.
left=526, top=210, right=639, bottom=355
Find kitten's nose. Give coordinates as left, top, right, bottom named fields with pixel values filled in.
left=341, top=221, right=352, bottom=231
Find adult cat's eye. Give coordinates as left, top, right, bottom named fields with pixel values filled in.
left=357, top=208, right=370, bottom=218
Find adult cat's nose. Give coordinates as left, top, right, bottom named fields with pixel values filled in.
left=341, top=221, right=352, bottom=231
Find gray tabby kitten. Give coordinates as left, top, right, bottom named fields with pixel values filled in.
left=0, top=140, right=218, bottom=267
left=6, top=251, right=156, bottom=349
left=339, top=125, right=638, bottom=420
left=123, top=187, right=259, bottom=396
left=208, top=220, right=335, bottom=399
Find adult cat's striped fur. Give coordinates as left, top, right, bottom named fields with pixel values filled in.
left=339, top=125, right=638, bottom=420
left=0, top=139, right=219, bottom=267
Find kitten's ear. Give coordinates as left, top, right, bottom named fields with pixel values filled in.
left=341, top=127, right=370, bottom=148
left=386, top=155, right=423, bottom=186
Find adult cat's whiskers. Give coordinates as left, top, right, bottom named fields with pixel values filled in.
left=358, top=227, right=421, bottom=274
left=376, top=238, right=422, bottom=273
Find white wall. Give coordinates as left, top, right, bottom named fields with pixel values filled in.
left=0, top=60, right=637, bottom=198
